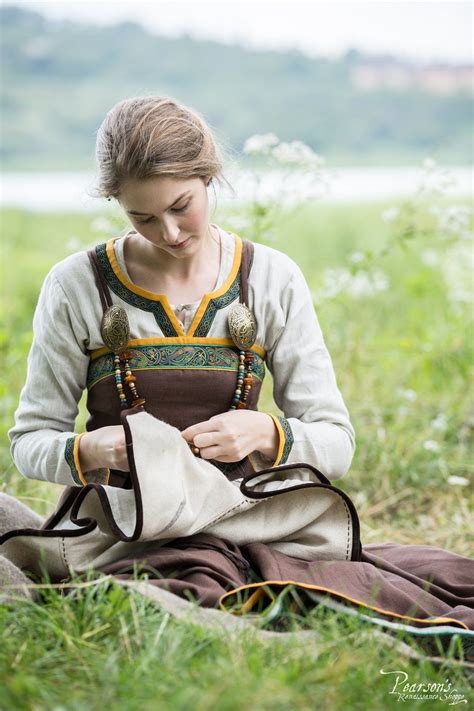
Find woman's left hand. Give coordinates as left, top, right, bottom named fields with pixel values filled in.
left=181, top=410, right=279, bottom=463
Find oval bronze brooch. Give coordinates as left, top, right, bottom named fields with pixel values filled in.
left=101, top=305, right=130, bottom=353
left=228, top=303, right=257, bottom=350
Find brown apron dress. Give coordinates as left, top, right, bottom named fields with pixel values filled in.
left=1, top=238, right=473, bottom=642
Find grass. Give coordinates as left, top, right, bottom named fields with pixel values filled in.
left=1, top=579, right=472, bottom=710
left=1, top=197, right=473, bottom=708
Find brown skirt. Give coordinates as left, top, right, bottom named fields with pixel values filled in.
left=98, top=531, right=474, bottom=631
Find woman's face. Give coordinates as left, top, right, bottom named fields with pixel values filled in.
left=118, top=175, right=211, bottom=257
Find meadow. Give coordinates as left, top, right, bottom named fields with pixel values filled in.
left=0, top=189, right=473, bottom=708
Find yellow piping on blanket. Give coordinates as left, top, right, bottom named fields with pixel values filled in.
left=218, top=580, right=470, bottom=631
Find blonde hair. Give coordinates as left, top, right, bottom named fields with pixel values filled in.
left=92, top=95, right=234, bottom=200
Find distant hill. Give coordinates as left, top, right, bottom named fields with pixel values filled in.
left=1, top=4, right=472, bottom=170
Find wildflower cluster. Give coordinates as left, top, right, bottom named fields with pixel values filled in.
left=242, top=133, right=325, bottom=169
left=227, top=133, right=327, bottom=243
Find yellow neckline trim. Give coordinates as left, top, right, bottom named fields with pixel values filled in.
left=89, top=337, right=266, bottom=361
left=105, top=232, right=243, bottom=338
left=218, top=580, right=470, bottom=630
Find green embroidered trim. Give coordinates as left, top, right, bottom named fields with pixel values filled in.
left=95, top=241, right=247, bottom=338
left=193, top=240, right=254, bottom=337
left=95, top=243, right=178, bottom=336
left=88, top=343, right=266, bottom=389
left=192, top=272, right=240, bottom=337
left=276, top=415, right=294, bottom=464
left=64, top=436, right=83, bottom=486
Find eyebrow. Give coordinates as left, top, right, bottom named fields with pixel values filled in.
left=126, top=191, right=192, bottom=216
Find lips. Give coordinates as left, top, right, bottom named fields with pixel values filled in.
left=169, top=238, right=190, bottom=249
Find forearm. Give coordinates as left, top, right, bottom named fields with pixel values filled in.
left=10, top=428, right=91, bottom=486
left=284, top=418, right=355, bottom=480
left=77, top=431, right=101, bottom=473
left=251, top=417, right=355, bottom=480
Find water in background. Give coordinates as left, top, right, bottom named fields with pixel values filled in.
left=1, top=166, right=472, bottom=211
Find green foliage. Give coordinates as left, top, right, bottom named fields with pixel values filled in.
left=1, top=578, right=472, bottom=709
left=1, top=5, right=472, bottom=170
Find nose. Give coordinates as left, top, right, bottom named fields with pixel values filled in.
left=160, top=216, right=181, bottom=244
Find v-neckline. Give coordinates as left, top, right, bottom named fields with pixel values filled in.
left=102, top=228, right=243, bottom=338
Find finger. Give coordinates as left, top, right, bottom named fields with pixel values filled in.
left=192, top=432, right=221, bottom=448
left=181, top=420, right=220, bottom=441
left=199, top=447, right=239, bottom=463
left=199, top=445, right=225, bottom=461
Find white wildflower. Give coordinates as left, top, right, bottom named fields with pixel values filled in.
left=447, top=475, right=469, bottom=487
left=419, top=164, right=456, bottom=194
left=431, top=413, right=448, bottom=430
left=271, top=140, right=325, bottom=168
left=349, top=251, right=365, bottom=264
left=371, top=270, right=390, bottom=292
left=423, top=440, right=441, bottom=453
left=399, top=389, right=417, bottom=402
left=421, top=249, right=440, bottom=267
left=353, top=492, right=367, bottom=507
left=436, top=205, right=472, bottom=239
left=315, top=267, right=389, bottom=300
left=381, top=207, right=400, bottom=222
left=443, top=242, right=473, bottom=304
left=242, top=133, right=279, bottom=155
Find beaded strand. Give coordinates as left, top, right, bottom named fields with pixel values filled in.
left=113, top=348, right=253, bottom=414
left=229, top=350, right=254, bottom=410
left=114, top=351, right=146, bottom=409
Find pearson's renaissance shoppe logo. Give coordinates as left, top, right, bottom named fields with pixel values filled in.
left=379, top=669, right=468, bottom=705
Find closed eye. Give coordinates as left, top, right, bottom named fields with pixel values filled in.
left=136, top=201, right=190, bottom=224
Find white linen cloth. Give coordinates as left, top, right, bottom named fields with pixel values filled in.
left=2, top=409, right=355, bottom=579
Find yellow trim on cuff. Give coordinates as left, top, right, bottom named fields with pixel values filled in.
left=73, top=433, right=88, bottom=486
left=218, top=580, right=470, bottom=631
left=267, top=413, right=285, bottom=466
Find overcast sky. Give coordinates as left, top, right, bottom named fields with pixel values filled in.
left=10, top=0, right=473, bottom=64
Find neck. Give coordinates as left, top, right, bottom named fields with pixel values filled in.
left=133, top=225, right=220, bottom=282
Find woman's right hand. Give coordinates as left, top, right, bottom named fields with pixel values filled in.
left=78, top=426, right=129, bottom=472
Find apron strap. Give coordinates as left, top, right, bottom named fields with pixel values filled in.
left=87, top=248, right=113, bottom=313
left=240, top=238, right=254, bottom=307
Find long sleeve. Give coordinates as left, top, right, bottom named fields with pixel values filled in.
left=8, top=267, right=109, bottom=487
left=255, top=258, right=355, bottom=480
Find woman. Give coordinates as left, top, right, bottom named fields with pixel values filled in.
left=1, top=97, right=473, bottom=642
